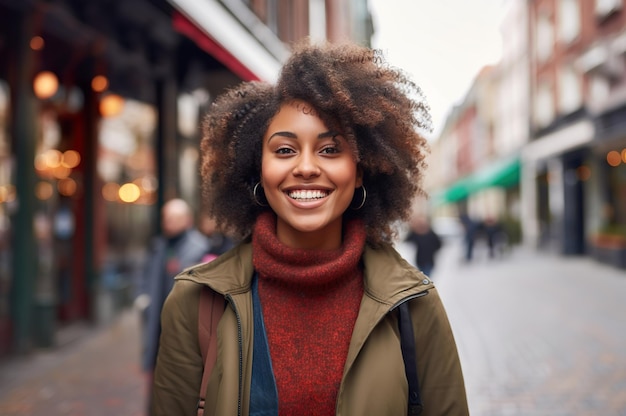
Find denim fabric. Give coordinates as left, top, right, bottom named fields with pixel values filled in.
left=250, top=274, right=279, bottom=416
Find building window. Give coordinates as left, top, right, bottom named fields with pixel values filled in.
left=535, top=81, right=555, bottom=128
left=596, top=0, right=622, bottom=17
left=558, top=65, right=582, bottom=114
left=558, top=0, right=580, bottom=44
left=536, top=13, right=554, bottom=63
left=589, top=73, right=611, bottom=104
left=265, top=0, right=278, bottom=35
left=309, top=0, right=326, bottom=42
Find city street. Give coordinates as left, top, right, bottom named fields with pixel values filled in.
left=422, top=239, right=626, bottom=416
left=0, top=238, right=625, bottom=415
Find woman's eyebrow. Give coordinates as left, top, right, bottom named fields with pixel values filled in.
left=267, top=131, right=297, bottom=141
left=318, top=131, right=339, bottom=139
left=267, top=131, right=339, bottom=141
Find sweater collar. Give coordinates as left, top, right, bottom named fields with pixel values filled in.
left=251, top=212, right=366, bottom=292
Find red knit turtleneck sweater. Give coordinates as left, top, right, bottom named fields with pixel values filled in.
left=252, top=212, right=366, bottom=415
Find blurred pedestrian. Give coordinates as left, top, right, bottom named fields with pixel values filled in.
left=484, top=215, right=505, bottom=259
left=405, top=215, right=442, bottom=277
left=135, top=198, right=210, bottom=414
left=459, top=212, right=478, bottom=262
left=152, top=40, right=468, bottom=415
left=197, top=213, right=235, bottom=263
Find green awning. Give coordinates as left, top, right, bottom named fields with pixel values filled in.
left=431, top=156, right=521, bottom=206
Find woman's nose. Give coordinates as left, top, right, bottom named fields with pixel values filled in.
left=292, top=152, right=321, bottom=178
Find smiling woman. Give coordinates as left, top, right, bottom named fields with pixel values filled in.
left=151, top=40, right=469, bottom=416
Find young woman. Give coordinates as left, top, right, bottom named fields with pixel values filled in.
left=152, top=40, right=468, bottom=415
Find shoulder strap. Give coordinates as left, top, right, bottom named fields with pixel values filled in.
left=398, top=301, right=423, bottom=415
left=197, top=286, right=226, bottom=415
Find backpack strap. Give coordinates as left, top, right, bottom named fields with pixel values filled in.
left=398, top=301, right=423, bottom=415
left=197, top=286, right=226, bottom=415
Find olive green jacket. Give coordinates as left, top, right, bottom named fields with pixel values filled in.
left=152, top=241, right=469, bottom=415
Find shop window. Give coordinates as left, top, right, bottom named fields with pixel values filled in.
left=605, top=149, right=626, bottom=234
left=98, top=99, right=157, bottom=275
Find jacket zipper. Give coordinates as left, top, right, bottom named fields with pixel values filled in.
left=390, top=290, right=429, bottom=311
left=225, top=294, right=244, bottom=416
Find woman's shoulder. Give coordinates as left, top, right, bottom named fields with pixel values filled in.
left=363, top=243, right=418, bottom=272
left=175, top=240, right=254, bottom=294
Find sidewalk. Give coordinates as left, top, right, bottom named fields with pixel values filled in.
left=425, top=238, right=626, bottom=416
left=0, top=310, right=147, bottom=416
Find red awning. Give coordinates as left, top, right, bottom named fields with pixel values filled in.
left=173, top=11, right=260, bottom=82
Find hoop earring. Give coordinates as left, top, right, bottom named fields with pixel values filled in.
left=351, top=185, right=367, bottom=210
left=252, top=182, right=268, bottom=207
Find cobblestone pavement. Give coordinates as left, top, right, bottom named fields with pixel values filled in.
left=1, top=239, right=625, bottom=415
left=0, top=310, right=147, bottom=416
left=412, top=238, right=626, bottom=416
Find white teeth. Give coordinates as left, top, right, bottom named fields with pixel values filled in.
left=288, top=190, right=328, bottom=200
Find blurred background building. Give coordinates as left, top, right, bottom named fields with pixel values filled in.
left=427, top=0, right=626, bottom=271
left=0, top=0, right=373, bottom=356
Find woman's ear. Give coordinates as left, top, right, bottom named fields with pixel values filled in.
left=355, top=166, right=364, bottom=188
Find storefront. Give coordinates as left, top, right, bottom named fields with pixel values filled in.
left=0, top=0, right=284, bottom=355
left=588, top=104, right=626, bottom=269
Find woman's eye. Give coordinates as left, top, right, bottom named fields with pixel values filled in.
left=276, top=147, right=294, bottom=155
left=320, top=145, right=340, bottom=154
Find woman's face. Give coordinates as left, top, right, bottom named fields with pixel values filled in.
left=261, top=100, right=362, bottom=250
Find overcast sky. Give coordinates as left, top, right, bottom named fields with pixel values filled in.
left=369, top=0, right=509, bottom=138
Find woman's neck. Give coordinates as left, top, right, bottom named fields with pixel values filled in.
left=274, top=216, right=343, bottom=250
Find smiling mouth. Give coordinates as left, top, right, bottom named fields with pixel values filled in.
left=287, top=190, right=330, bottom=201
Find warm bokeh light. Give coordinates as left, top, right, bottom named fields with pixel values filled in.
left=33, top=71, right=59, bottom=99
left=607, top=150, right=622, bottom=167
left=0, top=186, right=8, bottom=203
left=91, top=75, right=108, bottom=93
left=61, top=150, right=81, bottom=168
left=118, top=183, right=140, bottom=203
left=30, top=36, right=45, bottom=51
left=99, top=94, right=125, bottom=117
left=34, top=154, right=49, bottom=173
left=35, top=181, right=54, bottom=200
left=102, top=182, right=120, bottom=202
left=622, top=148, right=626, bottom=163
left=45, top=149, right=62, bottom=168
left=35, top=150, right=64, bottom=177
left=57, top=178, right=77, bottom=196
left=576, top=165, right=591, bottom=181
left=51, top=165, right=71, bottom=179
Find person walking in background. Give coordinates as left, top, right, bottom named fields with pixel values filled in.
left=197, top=213, right=235, bottom=263
left=459, top=212, right=478, bottom=262
left=483, top=215, right=506, bottom=259
left=135, top=198, right=210, bottom=414
left=152, top=40, right=468, bottom=415
left=405, top=215, right=442, bottom=277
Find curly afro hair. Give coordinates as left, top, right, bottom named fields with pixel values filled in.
left=200, top=39, right=431, bottom=247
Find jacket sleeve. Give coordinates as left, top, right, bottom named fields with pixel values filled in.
left=412, top=287, right=469, bottom=415
left=151, top=279, right=204, bottom=415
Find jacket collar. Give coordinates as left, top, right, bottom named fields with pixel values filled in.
left=178, top=239, right=434, bottom=304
